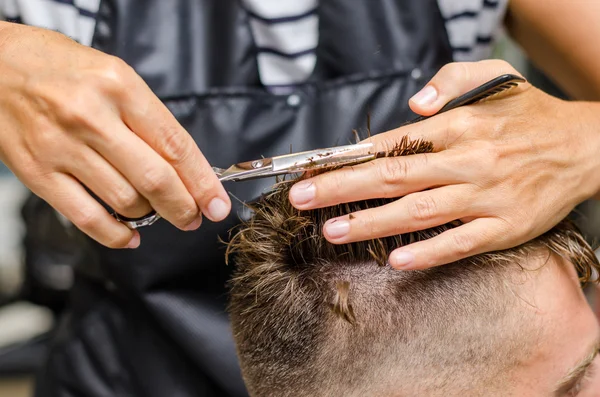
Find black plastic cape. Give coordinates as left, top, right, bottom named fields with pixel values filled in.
left=33, top=1, right=453, bottom=395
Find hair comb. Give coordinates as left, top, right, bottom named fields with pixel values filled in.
left=405, top=73, right=526, bottom=125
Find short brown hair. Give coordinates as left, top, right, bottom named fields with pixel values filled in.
left=226, top=140, right=599, bottom=397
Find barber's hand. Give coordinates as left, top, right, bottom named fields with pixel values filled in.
left=0, top=23, right=231, bottom=248
left=289, top=60, right=600, bottom=269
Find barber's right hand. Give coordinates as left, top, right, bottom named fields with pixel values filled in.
left=0, top=22, right=231, bottom=248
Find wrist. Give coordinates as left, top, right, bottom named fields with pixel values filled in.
left=588, top=110, right=600, bottom=201
left=574, top=101, right=600, bottom=201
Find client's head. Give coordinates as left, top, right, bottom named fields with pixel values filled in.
left=227, top=140, right=600, bottom=397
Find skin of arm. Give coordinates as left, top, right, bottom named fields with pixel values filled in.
left=507, top=0, right=600, bottom=101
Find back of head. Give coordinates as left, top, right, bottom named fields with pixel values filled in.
left=226, top=140, right=599, bottom=397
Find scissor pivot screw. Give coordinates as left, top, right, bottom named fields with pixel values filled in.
left=251, top=160, right=264, bottom=168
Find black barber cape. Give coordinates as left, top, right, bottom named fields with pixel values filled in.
left=34, top=1, right=453, bottom=396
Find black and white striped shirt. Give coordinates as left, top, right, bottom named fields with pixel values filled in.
left=438, top=0, right=509, bottom=61
left=0, top=0, right=100, bottom=46
left=0, top=0, right=508, bottom=90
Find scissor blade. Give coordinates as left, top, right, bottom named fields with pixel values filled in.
left=213, top=161, right=273, bottom=182
left=214, top=142, right=376, bottom=182
left=271, top=142, right=375, bottom=172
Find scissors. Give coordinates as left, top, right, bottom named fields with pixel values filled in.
left=114, top=73, right=526, bottom=229
left=113, top=142, right=378, bottom=228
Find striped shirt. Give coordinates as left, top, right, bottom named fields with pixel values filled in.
left=438, top=0, right=509, bottom=61
left=0, top=0, right=100, bottom=46
left=0, top=0, right=508, bottom=89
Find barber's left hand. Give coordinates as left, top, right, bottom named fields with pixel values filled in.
left=289, top=60, right=600, bottom=270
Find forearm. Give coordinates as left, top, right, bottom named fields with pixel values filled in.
left=585, top=102, right=600, bottom=200
left=507, top=0, right=600, bottom=101
left=571, top=101, right=600, bottom=200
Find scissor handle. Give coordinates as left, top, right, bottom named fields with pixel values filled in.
left=113, top=165, right=252, bottom=228
left=113, top=167, right=228, bottom=229
left=113, top=210, right=161, bottom=229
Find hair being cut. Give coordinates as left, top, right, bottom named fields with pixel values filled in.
left=226, top=138, right=600, bottom=397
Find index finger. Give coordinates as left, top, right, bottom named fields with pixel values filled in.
left=361, top=108, right=468, bottom=154
left=289, top=110, right=472, bottom=210
left=289, top=152, right=462, bottom=210
left=120, top=71, right=231, bottom=222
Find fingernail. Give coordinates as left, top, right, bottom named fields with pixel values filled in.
left=389, top=250, right=415, bottom=269
left=207, top=197, right=230, bottom=221
left=184, top=217, right=202, bottom=231
left=410, top=85, right=438, bottom=107
left=290, top=181, right=316, bottom=205
left=324, top=219, right=350, bottom=239
left=126, top=232, right=140, bottom=249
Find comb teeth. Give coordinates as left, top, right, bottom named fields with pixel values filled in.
left=468, top=82, right=520, bottom=105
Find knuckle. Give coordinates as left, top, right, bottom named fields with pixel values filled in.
left=13, top=153, right=38, bottom=179
left=27, top=79, right=106, bottom=135
left=450, top=232, right=477, bottom=256
left=328, top=174, right=346, bottom=203
left=56, top=87, right=97, bottom=126
left=139, top=166, right=173, bottom=195
left=447, top=108, right=476, bottom=138
left=174, top=207, right=198, bottom=227
left=443, top=62, right=469, bottom=83
left=437, top=63, right=453, bottom=80
left=189, top=169, right=220, bottom=206
left=111, top=185, right=142, bottom=214
left=72, top=208, right=100, bottom=230
left=475, top=143, right=502, bottom=178
left=97, top=56, right=133, bottom=92
left=160, top=127, right=191, bottom=165
left=24, top=126, right=60, bottom=163
left=409, top=195, right=438, bottom=222
left=378, top=158, right=408, bottom=188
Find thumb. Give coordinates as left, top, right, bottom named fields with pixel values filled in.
left=409, top=60, right=523, bottom=116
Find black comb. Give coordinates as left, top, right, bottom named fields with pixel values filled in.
left=405, top=73, right=526, bottom=125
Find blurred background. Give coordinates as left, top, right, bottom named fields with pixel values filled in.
left=0, top=34, right=599, bottom=397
